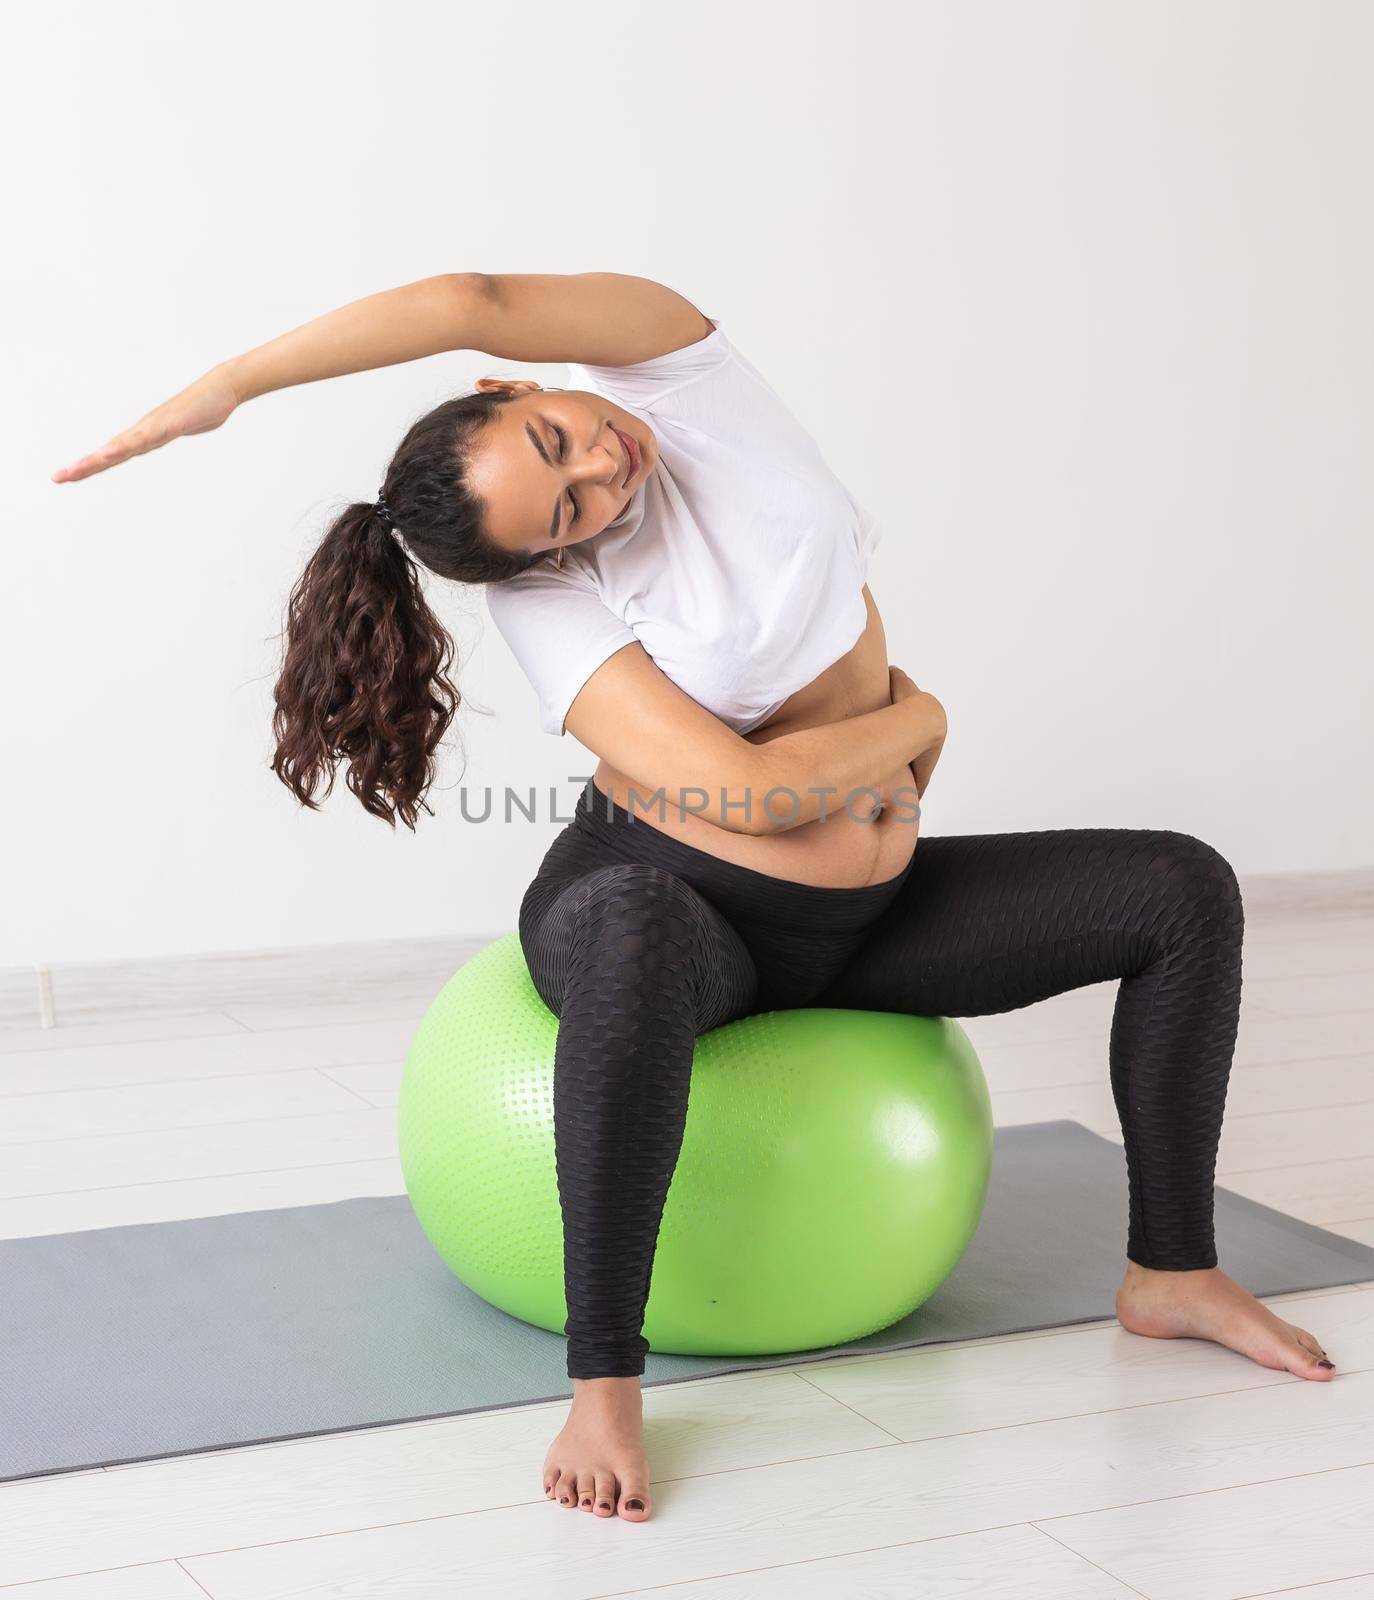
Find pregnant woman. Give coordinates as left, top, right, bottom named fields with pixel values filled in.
left=54, top=270, right=1335, bottom=1525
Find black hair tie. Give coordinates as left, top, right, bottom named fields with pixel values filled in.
left=374, top=489, right=394, bottom=528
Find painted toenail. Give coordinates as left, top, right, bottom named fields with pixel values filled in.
left=626, top=1499, right=644, bottom=1511
left=1319, top=1360, right=1335, bottom=1369
left=598, top=1501, right=611, bottom=1509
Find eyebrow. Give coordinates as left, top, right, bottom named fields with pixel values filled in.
left=524, top=420, right=562, bottom=544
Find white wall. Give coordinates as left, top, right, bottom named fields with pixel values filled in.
left=6, top=0, right=1371, bottom=966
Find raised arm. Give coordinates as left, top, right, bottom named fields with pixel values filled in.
left=221, top=271, right=710, bottom=400
left=564, top=644, right=946, bottom=837
left=52, top=271, right=710, bottom=483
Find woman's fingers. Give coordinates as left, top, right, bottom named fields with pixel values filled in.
left=53, top=419, right=172, bottom=483
left=52, top=372, right=236, bottom=485
left=888, top=665, right=924, bottom=704
left=52, top=448, right=119, bottom=484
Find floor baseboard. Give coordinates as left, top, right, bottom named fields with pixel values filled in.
left=0, top=935, right=493, bottom=1032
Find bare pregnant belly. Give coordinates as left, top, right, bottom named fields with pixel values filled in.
left=591, top=585, right=921, bottom=888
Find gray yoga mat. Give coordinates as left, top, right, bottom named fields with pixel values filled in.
left=4, top=1119, right=1372, bottom=1484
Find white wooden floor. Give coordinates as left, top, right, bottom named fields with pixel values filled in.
left=1, top=905, right=1372, bottom=1599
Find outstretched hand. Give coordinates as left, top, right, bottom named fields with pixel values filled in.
left=51, top=367, right=240, bottom=483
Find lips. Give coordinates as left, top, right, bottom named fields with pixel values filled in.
left=613, top=427, right=640, bottom=488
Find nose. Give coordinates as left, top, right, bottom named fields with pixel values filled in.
left=572, top=430, right=624, bottom=486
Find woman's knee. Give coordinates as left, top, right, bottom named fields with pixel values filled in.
left=566, top=860, right=698, bottom=922
left=523, top=861, right=756, bottom=1025
left=567, top=863, right=756, bottom=1023
left=562, top=862, right=716, bottom=969
left=519, top=865, right=695, bottom=1014
left=1141, top=830, right=1244, bottom=939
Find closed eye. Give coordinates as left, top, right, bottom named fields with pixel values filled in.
left=553, top=424, right=579, bottom=528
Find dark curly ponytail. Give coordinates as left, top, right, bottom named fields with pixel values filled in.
left=270, top=389, right=537, bottom=828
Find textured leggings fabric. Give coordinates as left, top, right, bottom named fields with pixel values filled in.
left=519, top=781, right=1245, bottom=1379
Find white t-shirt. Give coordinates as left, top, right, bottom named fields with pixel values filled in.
left=484, top=317, right=882, bottom=737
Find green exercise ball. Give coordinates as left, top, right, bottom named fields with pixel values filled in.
left=397, top=932, right=993, bottom=1358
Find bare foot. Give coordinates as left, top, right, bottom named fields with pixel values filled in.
left=543, top=1376, right=653, bottom=1522
left=1116, top=1261, right=1337, bottom=1380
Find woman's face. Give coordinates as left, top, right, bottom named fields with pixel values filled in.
left=466, top=381, right=659, bottom=560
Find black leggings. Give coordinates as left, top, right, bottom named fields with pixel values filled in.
left=519, top=780, right=1245, bottom=1379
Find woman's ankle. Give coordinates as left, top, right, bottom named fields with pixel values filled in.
left=571, top=1374, right=643, bottom=1403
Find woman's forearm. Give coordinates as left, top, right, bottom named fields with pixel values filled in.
left=911, top=729, right=946, bottom=798
left=749, top=695, right=946, bottom=834
left=218, top=273, right=487, bottom=403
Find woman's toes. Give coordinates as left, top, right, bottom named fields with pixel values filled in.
left=555, top=1470, right=579, bottom=1507
left=593, top=1473, right=617, bottom=1516
left=577, top=1475, right=597, bottom=1512
left=619, top=1484, right=652, bottom=1521
left=1281, top=1332, right=1334, bottom=1378
left=542, top=1464, right=560, bottom=1500
left=1293, top=1325, right=1330, bottom=1362
left=1287, top=1322, right=1335, bottom=1372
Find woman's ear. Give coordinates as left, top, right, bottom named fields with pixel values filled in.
left=473, top=377, right=542, bottom=397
